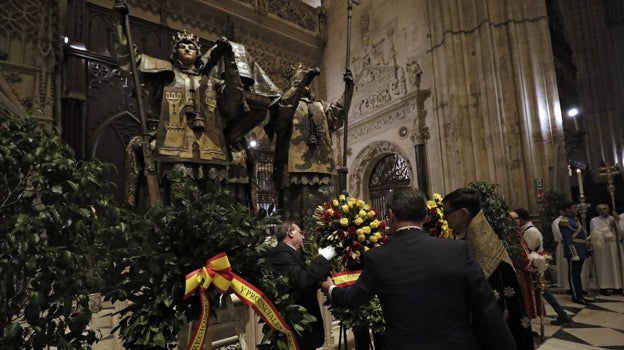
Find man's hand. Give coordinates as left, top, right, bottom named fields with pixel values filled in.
left=306, top=67, right=321, bottom=79
left=214, top=36, right=231, bottom=52
left=320, top=276, right=335, bottom=296
left=318, top=246, right=337, bottom=260
left=344, top=68, right=353, bottom=84
left=113, top=0, right=129, bottom=15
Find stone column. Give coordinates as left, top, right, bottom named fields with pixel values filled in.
left=425, top=0, right=569, bottom=207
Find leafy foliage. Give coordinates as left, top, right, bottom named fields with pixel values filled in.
left=0, top=113, right=320, bottom=350
left=466, top=182, right=522, bottom=259
left=0, top=114, right=117, bottom=349
left=99, top=174, right=311, bottom=350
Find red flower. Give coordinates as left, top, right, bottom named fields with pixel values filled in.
left=351, top=241, right=362, bottom=250
left=337, top=230, right=346, bottom=239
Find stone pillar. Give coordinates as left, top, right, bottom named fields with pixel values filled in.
left=425, top=0, right=569, bottom=207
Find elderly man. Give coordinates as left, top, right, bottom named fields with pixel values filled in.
left=268, top=221, right=336, bottom=350
left=590, top=203, right=623, bottom=295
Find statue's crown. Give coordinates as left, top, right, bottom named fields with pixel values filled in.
left=172, top=30, right=200, bottom=51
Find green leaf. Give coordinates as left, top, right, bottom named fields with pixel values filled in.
left=3, top=323, right=22, bottom=340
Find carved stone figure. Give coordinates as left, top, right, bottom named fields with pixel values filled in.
left=112, top=0, right=280, bottom=206
left=267, top=64, right=353, bottom=222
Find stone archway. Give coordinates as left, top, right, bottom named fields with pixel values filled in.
left=348, top=141, right=413, bottom=201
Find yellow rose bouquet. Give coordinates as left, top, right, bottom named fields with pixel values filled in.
left=313, top=194, right=388, bottom=270
left=312, top=194, right=387, bottom=333
left=423, top=193, right=452, bottom=238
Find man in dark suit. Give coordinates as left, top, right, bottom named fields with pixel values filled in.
left=321, top=186, right=516, bottom=350
left=268, top=221, right=336, bottom=350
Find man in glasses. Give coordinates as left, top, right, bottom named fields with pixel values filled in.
left=442, top=188, right=534, bottom=350
left=268, top=221, right=336, bottom=350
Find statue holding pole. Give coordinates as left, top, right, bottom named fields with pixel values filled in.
left=266, top=63, right=353, bottom=224
left=111, top=0, right=280, bottom=207
left=336, top=0, right=359, bottom=196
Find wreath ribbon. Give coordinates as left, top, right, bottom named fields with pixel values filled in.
left=331, top=270, right=362, bottom=287
left=184, top=252, right=299, bottom=350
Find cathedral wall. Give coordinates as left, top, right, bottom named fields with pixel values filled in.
left=323, top=0, right=570, bottom=212
left=562, top=0, right=624, bottom=179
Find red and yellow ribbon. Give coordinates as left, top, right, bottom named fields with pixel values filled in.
left=184, top=252, right=299, bottom=350
left=331, top=270, right=362, bottom=287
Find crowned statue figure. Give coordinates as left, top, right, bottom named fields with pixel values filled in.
left=266, top=63, right=353, bottom=223
left=112, top=0, right=280, bottom=207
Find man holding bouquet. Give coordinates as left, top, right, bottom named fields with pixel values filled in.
left=321, top=186, right=515, bottom=350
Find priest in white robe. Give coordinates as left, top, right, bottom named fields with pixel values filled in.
left=590, top=203, right=623, bottom=295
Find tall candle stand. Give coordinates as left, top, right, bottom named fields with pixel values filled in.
left=598, top=163, right=620, bottom=210
left=576, top=176, right=595, bottom=295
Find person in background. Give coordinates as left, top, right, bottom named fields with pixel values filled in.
left=268, top=221, right=336, bottom=350
left=552, top=210, right=570, bottom=290
left=590, top=203, right=623, bottom=295
left=511, top=209, right=573, bottom=326
left=559, top=201, right=591, bottom=305
left=321, top=186, right=516, bottom=350
left=442, top=188, right=533, bottom=349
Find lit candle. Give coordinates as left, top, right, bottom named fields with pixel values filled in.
left=572, top=117, right=580, bottom=131
left=576, top=169, right=584, bottom=195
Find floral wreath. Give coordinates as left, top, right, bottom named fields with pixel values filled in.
left=312, top=194, right=388, bottom=332
left=313, top=194, right=388, bottom=269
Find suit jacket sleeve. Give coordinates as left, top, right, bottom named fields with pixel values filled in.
left=270, top=246, right=331, bottom=291
left=465, top=243, right=517, bottom=350
left=330, top=254, right=376, bottom=308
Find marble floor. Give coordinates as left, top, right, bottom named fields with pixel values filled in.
left=532, top=289, right=624, bottom=350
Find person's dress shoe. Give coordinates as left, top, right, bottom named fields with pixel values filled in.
left=600, top=289, right=613, bottom=296
left=572, top=298, right=589, bottom=305
left=550, top=316, right=573, bottom=326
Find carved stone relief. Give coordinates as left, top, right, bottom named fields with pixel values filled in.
left=0, top=0, right=61, bottom=122
left=350, top=12, right=431, bottom=127
left=86, top=61, right=138, bottom=151
left=266, top=0, right=318, bottom=32
left=348, top=90, right=419, bottom=141
left=112, top=0, right=323, bottom=93
left=349, top=140, right=412, bottom=199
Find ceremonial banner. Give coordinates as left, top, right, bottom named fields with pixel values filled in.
left=184, top=252, right=299, bottom=350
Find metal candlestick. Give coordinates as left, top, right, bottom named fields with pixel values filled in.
left=598, top=163, right=620, bottom=210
